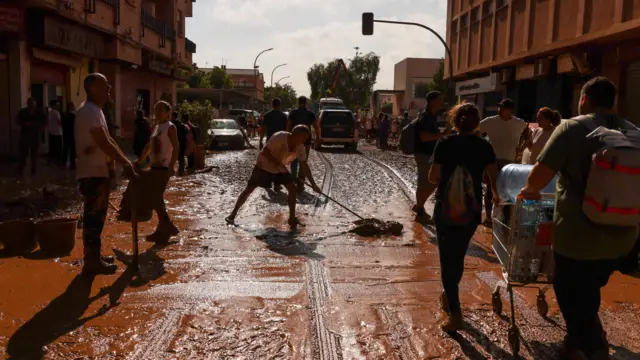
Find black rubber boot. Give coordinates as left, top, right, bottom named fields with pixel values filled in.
left=83, top=247, right=118, bottom=275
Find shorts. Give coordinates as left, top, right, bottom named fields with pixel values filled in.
left=248, top=166, right=294, bottom=189
left=415, top=152, right=433, bottom=188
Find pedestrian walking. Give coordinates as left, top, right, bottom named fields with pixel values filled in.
left=287, top=96, right=320, bottom=192
left=520, top=77, right=640, bottom=360
left=478, top=98, right=526, bottom=228
left=247, top=112, right=257, bottom=138
left=75, top=73, right=136, bottom=275
left=391, top=117, right=399, bottom=143
left=429, top=102, right=499, bottom=332
left=260, top=97, right=288, bottom=150
left=15, top=98, right=46, bottom=176
left=133, top=110, right=151, bottom=158
left=47, top=100, right=63, bottom=166
left=373, top=113, right=380, bottom=148
left=170, top=111, right=188, bottom=176
left=413, top=91, right=451, bottom=224
left=365, top=116, right=373, bottom=141
left=400, top=111, right=412, bottom=129
left=226, top=125, right=322, bottom=227
left=379, top=113, right=390, bottom=150
left=62, top=102, right=76, bottom=169
left=135, top=101, right=181, bottom=244
left=520, top=107, right=561, bottom=165
left=182, top=113, right=197, bottom=171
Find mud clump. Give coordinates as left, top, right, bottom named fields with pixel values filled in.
left=349, top=218, right=404, bottom=237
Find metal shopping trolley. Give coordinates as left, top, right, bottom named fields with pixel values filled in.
left=490, top=164, right=557, bottom=355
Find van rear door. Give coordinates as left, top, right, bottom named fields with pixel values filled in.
left=321, top=112, right=354, bottom=138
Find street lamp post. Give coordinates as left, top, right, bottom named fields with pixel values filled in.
left=270, top=63, right=287, bottom=87
left=253, top=48, right=273, bottom=109
left=362, top=13, right=455, bottom=104
left=275, top=76, right=290, bottom=86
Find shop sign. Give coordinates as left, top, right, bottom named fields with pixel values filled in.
left=0, top=6, right=22, bottom=32
left=44, top=17, right=104, bottom=58
left=456, top=73, right=500, bottom=96
left=148, top=60, right=172, bottom=76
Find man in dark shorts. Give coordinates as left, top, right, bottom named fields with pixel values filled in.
left=414, top=91, right=451, bottom=224
left=225, top=125, right=322, bottom=228
left=16, top=98, right=46, bottom=176
left=260, top=97, right=288, bottom=149
left=287, top=96, right=319, bottom=191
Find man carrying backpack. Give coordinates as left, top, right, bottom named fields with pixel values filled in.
left=413, top=91, right=451, bottom=224
left=520, top=77, right=640, bottom=360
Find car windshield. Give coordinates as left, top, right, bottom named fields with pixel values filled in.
left=211, top=120, right=239, bottom=130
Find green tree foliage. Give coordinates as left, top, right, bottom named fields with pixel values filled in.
left=306, top=52, right=380, bottom=108
left=264, top=84, right=298, bottom=110
left=186, top=65, right=234, bottom=89
left=381, top=103, right=393, bottom=115
left=428, top=61, right=452, bottom=105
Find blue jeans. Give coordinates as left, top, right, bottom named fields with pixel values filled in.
left=79, top=178, right=111, bottom=250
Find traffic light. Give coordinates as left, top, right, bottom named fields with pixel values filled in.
left=362, top=13, right=374, bottom=35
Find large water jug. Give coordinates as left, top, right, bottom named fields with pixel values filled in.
left=496, top=164, right=558, bottom=204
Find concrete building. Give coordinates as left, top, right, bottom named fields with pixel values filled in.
left=445, top=0, right=640, bottom=123
left=0, top=0, right=196, bottom=158
left=201, top=67, right=266, bottom=103
left=393, top=58, right=443, bottom=117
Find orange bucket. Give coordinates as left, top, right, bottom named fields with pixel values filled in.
left=34, top=218, right=78, bottom=255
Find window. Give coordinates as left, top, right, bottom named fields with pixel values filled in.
left=471, top=6, right=480, bottom=23
left=482, top=0, right=494, bottom=17
left=451, top=19, right=459, bottom=34
left=460, top=13, right=469, bottom=29
left=177, top=10, right=184, bottom=36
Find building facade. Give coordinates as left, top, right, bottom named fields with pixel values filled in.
left=446, top=0, right=640, bottom=124
left=201, top=67, right=266, bottom=103
left=393, top=58, right=443, bottom=117
left=0, top=0, right=196, bottom=158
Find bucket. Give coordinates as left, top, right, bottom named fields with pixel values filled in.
left=0, top=220, right=36, bottom=254
left=34, top=218, right=77, bottom=255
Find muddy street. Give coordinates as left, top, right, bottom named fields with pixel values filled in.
left=1, top=146, right=640, bottom=359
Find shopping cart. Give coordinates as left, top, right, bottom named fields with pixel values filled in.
left=491, top=194, right=556, bottom=355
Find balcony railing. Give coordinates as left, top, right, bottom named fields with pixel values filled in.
left=186, top=38, right=196, bottom=53
left=141, top=9, right=176, bottom=48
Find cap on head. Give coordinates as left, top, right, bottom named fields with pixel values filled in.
left=426, top=91, right=442, bottom=104
left=497, top=98, right=515, bottom=109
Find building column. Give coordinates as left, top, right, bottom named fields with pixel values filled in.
left=100, top=61, right=122, bottom=136
left=4, top=39, right=30, bottom=158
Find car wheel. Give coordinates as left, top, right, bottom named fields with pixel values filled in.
left=351, top=143, right=358, bottom=152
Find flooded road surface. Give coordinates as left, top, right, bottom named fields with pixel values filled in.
left=1, top=142, right=640, bottom=359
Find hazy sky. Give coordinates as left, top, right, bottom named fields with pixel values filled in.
left=186, top=0, right=447, bottom=96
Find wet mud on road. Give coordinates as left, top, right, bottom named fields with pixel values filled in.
left=1, top=142, right=639, bottom=359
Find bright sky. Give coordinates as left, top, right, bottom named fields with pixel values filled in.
left=186, top=0, right=447, bottom=97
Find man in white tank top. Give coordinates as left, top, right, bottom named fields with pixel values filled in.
left=76, top=73, right=137, bottom=275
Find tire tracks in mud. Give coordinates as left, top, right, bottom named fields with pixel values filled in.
left=306, top=150, right=343, bottom=360
left=129, top=306, right=192, bottom=360
left=375, top=306, right=419, bottom=360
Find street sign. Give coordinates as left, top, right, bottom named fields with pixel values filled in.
left=362, top=13, right=374, bottom=35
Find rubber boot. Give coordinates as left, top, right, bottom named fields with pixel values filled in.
left=83, top=247, right=117, bottom=275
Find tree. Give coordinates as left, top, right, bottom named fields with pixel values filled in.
left=428, top=61, right=452, bottom=105
left=185, top=65, right=233, bottom=89
left=306, top=52, right=380, bottom=108
left=264, top=84, right=298, bottom=110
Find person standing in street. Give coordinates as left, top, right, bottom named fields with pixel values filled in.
left=182, top=113, right=197, bottom=171
left=287, top=96, right=319, bottom=191
left=136, top=101, right=181, bottom=244
left=429, top=102, right=499, bottom=332
left=226, top=125, right=322, bottom=227
left=520, top=107, right=561, bottom=165
left=413, top=91, right=451, bottom=224
left=62, top=102, right=76, bottom=170
left=170, top=111, right=188, bottom=176
left=133, top=110, right=151, bottom=159
left=47, top=100, right=63, bottom=166
left=520, top=77, right=639, bottom=360
left=478, top=98, right=526, bottom=227
left=365, top=116, right=373, bottom=141
left=15, top=98, right=46, bottom=176
left=260, top=97, right=288, bottom=150
left=75, top=73, right=136, bottom=275
left=379, top=113, right=390, bottom=150
left=373, top=113, right=380, bottom=148
left=400, top=111, right=412, bottom=129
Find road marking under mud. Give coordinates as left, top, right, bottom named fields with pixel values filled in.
left=129, top=307, right=189, bottom=360
left=306, top=150, right=343, bottom=360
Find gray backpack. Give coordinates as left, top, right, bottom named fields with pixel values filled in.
left=578, top=115, right=640, bottom=227
left=399, top=119, right=417, bottom=155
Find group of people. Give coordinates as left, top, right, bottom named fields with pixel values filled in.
left=416, top=77, right=639, bottom=360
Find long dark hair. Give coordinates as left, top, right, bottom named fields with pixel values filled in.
left=448, top=103, right=480, bottom=134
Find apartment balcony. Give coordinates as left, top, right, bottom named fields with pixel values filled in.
left=141, top=8, right=174, bottom=59
left=186, top=38, right=196, bottom=54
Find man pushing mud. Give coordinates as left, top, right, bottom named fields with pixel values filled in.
left=226, top=125, right=322, bottom=227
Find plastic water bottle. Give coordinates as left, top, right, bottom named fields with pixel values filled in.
left=520, top=199, right=538, bottom=225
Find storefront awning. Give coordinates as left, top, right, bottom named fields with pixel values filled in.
left=32, top=48, right=82, bottom=68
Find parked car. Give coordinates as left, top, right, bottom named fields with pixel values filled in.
left=314, top=109, right=358, bottom=151
left=208, top=119, right=246, bottom=150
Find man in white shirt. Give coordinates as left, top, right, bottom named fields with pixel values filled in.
left=478, top=98, right=527, bottom=226
left=76, top=73, right=137, bottom=275
left=226, top=125, right=322, bottom=228
left=47, top=100, right=63, bottom=166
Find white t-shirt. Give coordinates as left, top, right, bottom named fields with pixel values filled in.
left=47, top=109, right=62, bottom=136
left=75, top=101, right=111, bottom=179
left=479, top=115, right=526, bottom=161
left=257, top=131, right=307, bottom=174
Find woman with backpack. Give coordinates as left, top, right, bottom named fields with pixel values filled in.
left=428, top=102, right=500, bottom=332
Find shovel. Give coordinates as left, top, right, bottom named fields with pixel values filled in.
left=306, top=182, right=364, bottom=220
